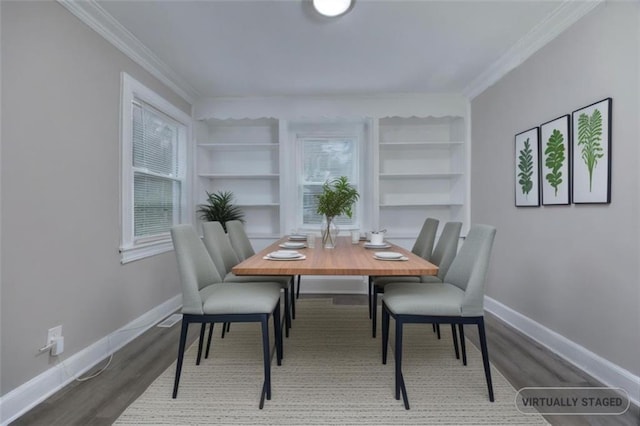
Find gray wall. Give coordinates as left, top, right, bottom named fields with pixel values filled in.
left=471, top=2, right=639, bottom=375
left=1, top=1, right=190, bottom=394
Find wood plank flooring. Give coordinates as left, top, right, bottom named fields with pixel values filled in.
left=11, top=295, right=639, bottom=425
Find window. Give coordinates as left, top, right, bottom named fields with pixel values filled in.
left=120, top=73, right=191, bottom=263
left=297, top=135, right=360, bottom=229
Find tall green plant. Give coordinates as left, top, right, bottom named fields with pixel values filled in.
left=518, top=139, right=534, bottom=197
left=197, top=190, right=244, bottom=231
left=577, top=109, right=604, bottom=191
left=316, top=176, right=359, bottom=247
left=544, top=129, right=565, bottom=196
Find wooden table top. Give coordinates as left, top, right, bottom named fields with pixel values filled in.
left=232, top=236, right=438, bottom=276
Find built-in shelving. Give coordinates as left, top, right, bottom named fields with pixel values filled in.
left=196, top=118, right=281, bottom=238
left=377, top=116, right=466, bottom=238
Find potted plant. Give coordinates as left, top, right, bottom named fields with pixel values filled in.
left=197, top=190, right=244, bottom=232
left=316, top=176, right=360, bottom=248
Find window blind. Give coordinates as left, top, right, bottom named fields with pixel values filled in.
left=299, top=137, right=358, bottom=226
left=132, top=101, right=183, bottom=239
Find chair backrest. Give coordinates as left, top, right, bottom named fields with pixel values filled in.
left=202, top=221, right=240, bottom=276
left=443, top=224, right=496, bottom=316
left=412, top=217, right=439, bottom=259
left=429, top=221, right=462, bottom=280
left=171, top=224, right=223, bottom=315
left=226, top=220, right=255, bottom=261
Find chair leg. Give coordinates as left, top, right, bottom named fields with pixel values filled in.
left=290, top=277, right=296, bottom=320
left=477, top=318, right=494, bottom=402
left=436, top=323, right=441, bottom=339
left=221, top=322, right=231, bottom=338
left=259, top=315, right=271, bottom=409
left=283, top=291, right=291, bottom=338
left=372, top=285, right=379, bottom=338
left=382, top=304, right=389, bottom=364
left=368, top=277, right=373, bottom=319
left=395, top=318, right=409, bottom=409
left=205, top=323, right=214, bottom=359
left=172, top=319, right=189, bottom=398
left=296, top=275, right=301, bottom=299
left=196, top=323, right=206, bottom=365
left=459, top=324, right=467, bottom=366
left=451, top=324, right=460, bottom=360
left=273, top=302, right=283, bottom=365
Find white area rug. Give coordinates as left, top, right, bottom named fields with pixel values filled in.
left=116, top=299, right=547, bottom=425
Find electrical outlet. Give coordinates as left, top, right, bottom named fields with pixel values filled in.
left=47, top=325, right=62, bottom=345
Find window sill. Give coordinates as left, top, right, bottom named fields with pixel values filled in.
left=120, top=239, right=174, bottom=264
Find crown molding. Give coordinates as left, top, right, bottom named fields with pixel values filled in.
left=57, top=0, right=199, bottom=103
left=463, top=0, right=605, bottom=100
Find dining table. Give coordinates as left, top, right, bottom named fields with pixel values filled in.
left=232, top=235, right=438, bottom=277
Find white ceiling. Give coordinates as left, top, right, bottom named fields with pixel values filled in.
left=92, top=0, right=593, bottom=100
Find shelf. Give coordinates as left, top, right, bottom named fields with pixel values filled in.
left=198, top=173, right=280, bottom=179
left=379, top=141, right=464, bottom=148
left=236, top=203, right=280, bottom=208
left=198, top=143, right=279, bottom=151
left=380, top=202, right=464, bottom=207
left=379, top=173, right=463, bottom=179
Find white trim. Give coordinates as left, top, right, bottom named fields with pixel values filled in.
left=0, top=295, right=182, bottom=426
left=484, top=296, right=640, bottom=407
left=56, top=0, right=198, bottom=103
left=463, top=0, right=604, bottom=99
left=119, top=239, right=174, bottom=264
left=120, top=72, right=192, bottom=263
left=194, top=93, right=468, bottom=121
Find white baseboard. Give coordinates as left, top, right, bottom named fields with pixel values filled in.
left=484, top=296, right=640, bottom=407
left=0, top=294, right=182, bottom=426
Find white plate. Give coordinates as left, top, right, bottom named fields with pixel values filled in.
left=264, top=254, right=306, bottom=261
left=363, top=243, right=391, bottom=249
left=374, top=255, right=408, bottom=261
left=267, top=250, right=300, bottom=259
left=288, top=235, right=307, bottom=241
left=280, top=242, right=306, bottom=249
left=374, top=251, right=403, bottom=259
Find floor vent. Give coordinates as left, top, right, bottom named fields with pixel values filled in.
left=157, top=314, right=182, bottom=328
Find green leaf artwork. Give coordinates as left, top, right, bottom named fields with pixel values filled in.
left=518, top=138, right=534, bottom=196
left=577, top=108, right=604, bottom=191
left=544, top=129, right=565, bottom=196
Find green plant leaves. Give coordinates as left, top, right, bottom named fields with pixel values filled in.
left=577, top=108, right=604, bottom=192
left=316, top=176, right=360, bottom=219
left=518, top=139, right=534, bottom=196
left=544, top=129, right=565, bottom=196
left=197, top=190, right=244, bottom=231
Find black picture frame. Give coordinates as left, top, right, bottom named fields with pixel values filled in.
left=571, top=98, right=612, bottom=204
left=515, top=127, right=541, bottom=207
left=540, top=115, right=571, bottom=205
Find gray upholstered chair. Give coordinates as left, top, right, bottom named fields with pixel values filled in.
left=371, top=221, right=462, bottom=338
left=368, top=217, right=440, bottom=319
left=226, top=220, right=297, bottom=320
left=202, top=221, right=294, bottom=339
left=381, top=224, right=496, bottom=409
left=170, top=224, right=283, bottom=408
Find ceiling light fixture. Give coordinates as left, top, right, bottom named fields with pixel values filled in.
left=312, top=0, right=353, bottom=17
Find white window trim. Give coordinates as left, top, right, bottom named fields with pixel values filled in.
left=120, top=72, right=192, bottom=264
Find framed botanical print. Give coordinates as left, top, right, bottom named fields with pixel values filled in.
left=515, top=127, right=540, bottom=207
left=540, top=115, right=571, bottom=205
left=571, top=98, right=612, bottom=204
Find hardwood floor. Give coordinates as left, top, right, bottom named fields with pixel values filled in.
left=12, top=295, right=638, bottom=425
